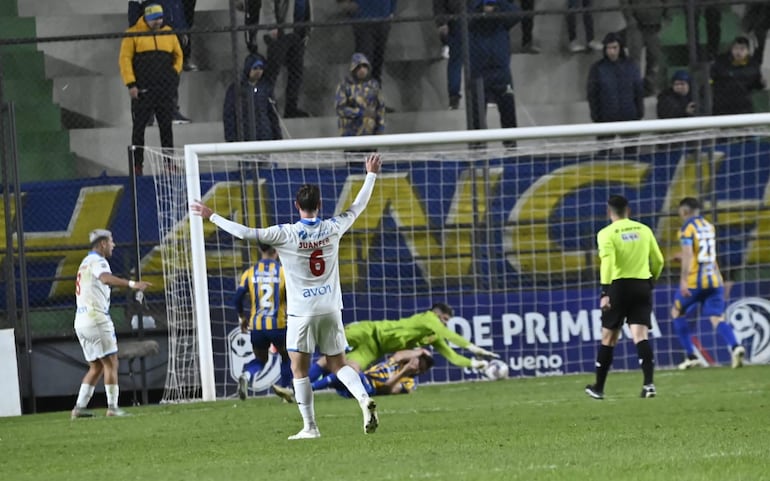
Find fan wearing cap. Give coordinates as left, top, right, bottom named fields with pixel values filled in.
left=119, top=3, right=183, bottom=175
left=656, top=70, right=695, bottom=119
left=70, top=229, right=151, bottom=419
left=223, top=53, right=282, bottom=142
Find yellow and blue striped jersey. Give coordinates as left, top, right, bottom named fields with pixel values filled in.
left=679, top=216, right=723, bottom=289
left=365, top=358, right=416, bottom=395
left=238, top=259, right=287, bottom=330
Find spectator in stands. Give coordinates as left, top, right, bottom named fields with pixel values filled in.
left=468, top=0, right=520, bottom=139
left=119, top=4, right=183, bottom=175
left=657, top=70, right=695, bottom=119
left=621, top=0, right=666, bottom=96
left=335, top=53, right=385, bottom=137
left=520, top=0, right=539, bottom=53
left=743, top=4, right=770, bottom=66
left=128, top=1, right=190, bottom=125
left=433, top=0, right=464, bottom=110
left=347, top=0, right=397, bottom=86
left=587, top=32, right=644, bottom=124
left=264, top=0, right=312, bottom=118
left=566, top=0, right=603, bottom=53
left=223, top=54, right=282, bottom=142
left=711, top=36, right=765, bottom=116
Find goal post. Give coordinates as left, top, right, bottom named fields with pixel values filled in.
left=153, top=113, right=770, bottom=403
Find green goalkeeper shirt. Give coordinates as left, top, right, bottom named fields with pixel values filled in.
left=371, top=311, right=474, bottom=368
left=597, top=218, right=664, bottom=285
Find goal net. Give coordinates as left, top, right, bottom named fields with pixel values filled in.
left=146, top=115, right=770, bottom=403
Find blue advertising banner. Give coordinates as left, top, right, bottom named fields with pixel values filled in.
left=3, top=139, right=769, bottom=397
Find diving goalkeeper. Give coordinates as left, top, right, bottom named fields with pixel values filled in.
left=308, top=303, right=499, bottom=382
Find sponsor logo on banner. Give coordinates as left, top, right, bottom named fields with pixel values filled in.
left=726, top=297, right=770, bottom=364
left=452, top=309, right=661, bottom=377
left=227, top=328, right=281, bottom=392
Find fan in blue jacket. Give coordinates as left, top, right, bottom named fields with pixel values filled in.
left=587, top=32, right=644, bottom=123
left=467, top=0, right=520, bottom=134
left=223, top=53, right=282, bottom=142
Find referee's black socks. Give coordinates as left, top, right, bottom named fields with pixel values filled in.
left=635, top=339, right=655, bottom=385
left=594, top=344, right=614, bottom=392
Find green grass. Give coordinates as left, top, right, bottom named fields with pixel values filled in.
left=2, top=367, right=769, bottom=481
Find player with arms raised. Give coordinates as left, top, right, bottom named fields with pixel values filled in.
left=192, top=154, right=382, bottom=440
left=671, top=197, right=745, bottom=369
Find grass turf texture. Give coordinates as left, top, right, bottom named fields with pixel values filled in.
left=2, top=367, right=768, bottom=481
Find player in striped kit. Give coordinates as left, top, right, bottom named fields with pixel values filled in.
left=233, top=243, right=293, bottom=401
left=670, top=197, right=745, bottom=369
left=192, top=153, right=382, bottom=440
left=71, top=229, right=151, bottom=419
left=314, top=348, right=435, bottom=398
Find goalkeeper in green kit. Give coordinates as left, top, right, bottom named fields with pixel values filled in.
left=307, top=303, right=499, bottom=388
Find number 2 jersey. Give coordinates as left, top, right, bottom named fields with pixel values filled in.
left=74, top=251, right=113, bottom=328
left=210, top=173, right=377, bottom=316
left=235, top=259, right=287, bottom=330
left=679, top=215, right=722, bottom=289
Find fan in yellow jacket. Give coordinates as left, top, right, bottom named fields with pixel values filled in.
left=118, top=3, right=183, bottom=175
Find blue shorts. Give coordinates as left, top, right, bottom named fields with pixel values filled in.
left=673, top=286, right=725, bottom=318
left=250, top=329, right=286, bottom=351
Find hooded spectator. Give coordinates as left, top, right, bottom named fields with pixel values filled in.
left=335, top=53, right=385, bottom=137
left=587, top=32, right=644, bottom=123
left=657, top=70, right=695, bottom=119
left=223, top=53, right=282, bottom=142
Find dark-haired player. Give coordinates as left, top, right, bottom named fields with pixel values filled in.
left=314, top=348, right=435, bottom=398
left=670, top=197, right=745, bottom=370
left=192, top=154, right=382, bottom=440
left=233, top=243, right=292, bottom=401
left=586, top=195, right=664, bottom=400
left=307, top=303, right=497, bottom=388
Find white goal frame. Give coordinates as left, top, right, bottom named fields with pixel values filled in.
left=184, top=113, right=770, bottom=401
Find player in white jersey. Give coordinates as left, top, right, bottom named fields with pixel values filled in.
left=70, top=229, right=150, bottom=419
left=191, top=154, right=382, bottom=440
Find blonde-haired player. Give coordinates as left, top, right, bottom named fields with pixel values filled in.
left=70, top=229, right=151, bottom=419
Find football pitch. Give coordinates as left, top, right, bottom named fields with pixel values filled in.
left=3, top=367, right=768, bottom=481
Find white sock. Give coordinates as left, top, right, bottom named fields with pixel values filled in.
left=105, top=384, right=119, bottom=408
left=336, top=365, right=368, bottom=402
left=75, top=384, right=95, bottom=409
left=293, top=377, right=316, bottom=430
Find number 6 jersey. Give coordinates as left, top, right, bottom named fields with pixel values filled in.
left=210, top=173, right=377, bottom=316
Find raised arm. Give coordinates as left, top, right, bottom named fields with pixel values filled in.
left=346, top=154, right=382, bottom=218
left=190, top=201, right=260, bottom=240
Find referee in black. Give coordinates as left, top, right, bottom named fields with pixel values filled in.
left=586, top=195, right=664, bottom=400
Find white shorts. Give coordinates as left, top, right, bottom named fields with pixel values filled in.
left=286, top=311, right=347, bottom=355
left=75, top=322, right=118, bottom=362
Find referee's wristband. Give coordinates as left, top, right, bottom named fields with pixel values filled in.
left=128, top=280, right=136, bottom=289
left=600, top=284, right=610, bottom=298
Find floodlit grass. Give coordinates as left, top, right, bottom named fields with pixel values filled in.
left=2, top=367, right=769, bottom=481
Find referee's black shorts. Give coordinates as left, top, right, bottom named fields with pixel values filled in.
left=602, top=278, right=654, bottom=330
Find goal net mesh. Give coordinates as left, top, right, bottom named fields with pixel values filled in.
left=146, top=127, right=770, bottom=402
